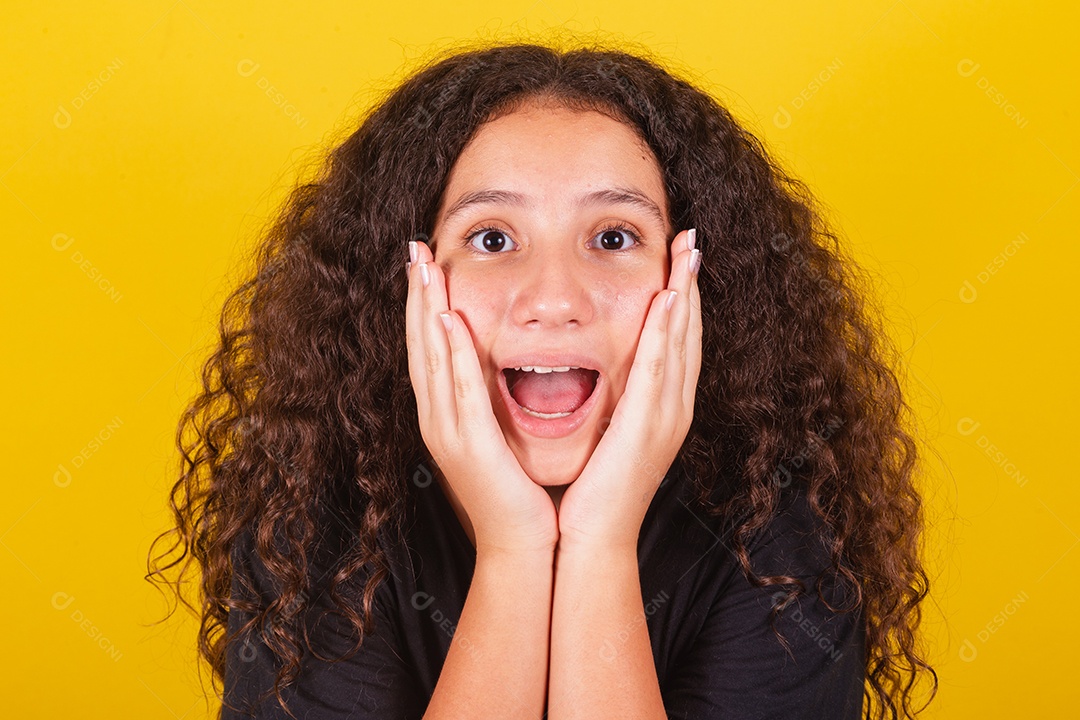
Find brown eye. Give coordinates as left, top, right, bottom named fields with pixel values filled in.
left=466, top=227, right=517, bottom=253
left=589, top=223, right=641, bottom=251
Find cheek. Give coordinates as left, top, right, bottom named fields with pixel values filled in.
left=594, top=266, right=664, bottom=334
left=592, top=268, right=666, bottom=391
left=604, top=285, right=655, bottom=325
left=443, top=271, right=504, bottom=351
left=600, top=286, right=655, bottom=370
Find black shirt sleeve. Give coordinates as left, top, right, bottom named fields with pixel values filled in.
left=661, top=490, right=867, bottom=719
left=221, top=529, right=426, bottom=719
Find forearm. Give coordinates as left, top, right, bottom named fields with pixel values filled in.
left=547, top=542, right=666, bottom=719
left=424, top=547, right=554, bottom=719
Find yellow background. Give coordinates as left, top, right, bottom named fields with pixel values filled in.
left=3, top=1, right=1075, bottom=716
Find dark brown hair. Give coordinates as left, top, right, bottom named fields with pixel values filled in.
left=148, top=36, right=938, bottom=719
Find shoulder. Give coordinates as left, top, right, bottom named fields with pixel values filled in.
left=226, top=508, right=411, bottom=660
left=222, top=515, right=422, bottom=718
left=738, top=485, right=840, bottom=583
left=662, top=486, right=867, bottom=719
left=717, top=485, right=862, bottom=635
left=649, top=465, right=839, bottom=584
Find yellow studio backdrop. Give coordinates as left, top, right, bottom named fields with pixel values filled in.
left=2, top=1, right=1075, bottom=717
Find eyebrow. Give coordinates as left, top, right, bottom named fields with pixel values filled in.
left=441, top=187, right=669, bottom=232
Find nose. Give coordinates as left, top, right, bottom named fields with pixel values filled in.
left=510, top=244, right=595, bottom=328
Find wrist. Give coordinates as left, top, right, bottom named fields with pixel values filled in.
left=475, top=541, right=557, bottom=564
left=555, top=533, right=639, bottom=561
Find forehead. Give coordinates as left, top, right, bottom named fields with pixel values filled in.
left=439, top=101, right=669, bottom=220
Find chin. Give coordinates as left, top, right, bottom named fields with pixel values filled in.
left=523, top=463, right=579, bottom=486
left=511, top=438, right=594, bottom=486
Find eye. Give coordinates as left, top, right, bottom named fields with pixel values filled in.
left=588, top=223, right=641, bottom=251
left=465, top=227, right=518, bottom=253
left=463, top=222, right=643, bottom=254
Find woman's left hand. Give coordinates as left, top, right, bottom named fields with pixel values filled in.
left=557, top=228, right=703, bottom=551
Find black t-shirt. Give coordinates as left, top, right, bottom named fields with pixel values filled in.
left=222, top=459, right=866, bottom=718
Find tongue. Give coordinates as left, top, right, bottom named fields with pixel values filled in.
left=508, top=369, right=595, bottom=414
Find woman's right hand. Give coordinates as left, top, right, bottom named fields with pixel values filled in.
left=405, top=239, right=559, bottom=556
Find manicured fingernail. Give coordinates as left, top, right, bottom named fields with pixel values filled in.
left=419, top=262, right=430, bottom=287
left=406, top=260, right=412, bottom=275
left=408, top=240, right=418, bottom=264
left=440, top=313, right=453, bottom=332
left=689, top=249, right=701, bottom=276
left=666, top=290, right=677, bottom=310
left=687, top=228, right=697, bottom=252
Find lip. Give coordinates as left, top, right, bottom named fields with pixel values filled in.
left=495, top=354, right=604, bottom=440
left=496, top=352, right=604, bottom=373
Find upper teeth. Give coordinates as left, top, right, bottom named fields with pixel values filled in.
left=513, top=366, right=579, bottom=373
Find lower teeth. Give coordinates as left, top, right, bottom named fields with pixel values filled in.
left=519, top=405, right=573, bottom=419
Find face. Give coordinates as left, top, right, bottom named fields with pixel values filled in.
left=430, top=98, right=673, bottom=487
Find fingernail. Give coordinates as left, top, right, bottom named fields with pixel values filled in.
left=666, top=290, right=677, bottom=310
left=406, top=260, right=412, bottom=275
left=419, top=262, right=430, bottom=287
left=440, top=313, right=453, bottom=332
left=689, top=248, right=701, bottom=276
left=408, top=240, right=418, bottom=264
left=687, top=228, right=697, bottom=252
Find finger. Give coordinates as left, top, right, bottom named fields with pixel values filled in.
left=626, top=286, right=676, bottom=412
left=663, top=232, right=697, bottom=407
left=439, top=308, right=500, bottom=444
left=405, top=241, right=430, bottom=420
left=667, top=226, right=695, bottom=282
left=684, top=246, right=704, bottom=412
left=418, top=254, right=458, bottom=433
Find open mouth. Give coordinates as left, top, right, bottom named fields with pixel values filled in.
left=501, top=366, right=601, bottom=419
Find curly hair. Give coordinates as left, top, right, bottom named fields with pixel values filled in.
left=147, top=36, right=938, bottom=719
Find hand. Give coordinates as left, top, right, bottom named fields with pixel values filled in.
left=405, top=239, right=559, bottom=555
left=556, top=228, right=703, bottom=551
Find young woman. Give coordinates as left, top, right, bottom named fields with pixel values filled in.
left=149, top=40, right=938, bottom=719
